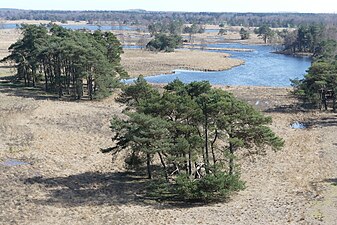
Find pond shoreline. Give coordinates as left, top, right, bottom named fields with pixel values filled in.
left=272, top=50, right=313, bottom=58
left=133, top=43, right=311, bottom=87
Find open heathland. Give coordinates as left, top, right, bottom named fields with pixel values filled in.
left=121, top=49, right=244, bottom=77
left=1, top=21, right=337, bottom=225
left=1, top=81, right=337, bottom=224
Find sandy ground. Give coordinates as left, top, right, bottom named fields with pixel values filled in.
left=121, top=49, right=244, bottom=77
left=1, top=81, right=337, bottom=224
left=1, top=23, right=336, bottom=225
left=0, top=29, right=21, bottom=77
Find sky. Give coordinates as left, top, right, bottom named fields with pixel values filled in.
left=0, top=0, right=336, bottom=13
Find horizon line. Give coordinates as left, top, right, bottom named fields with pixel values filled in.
left=0, top=8, right=336, bottom=15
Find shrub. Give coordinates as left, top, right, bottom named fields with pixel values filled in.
left=146, top=33, right=182, bottom=52
left=175, top=169, right=245, bottom=202
left=124, top=152, right=144, bottom=170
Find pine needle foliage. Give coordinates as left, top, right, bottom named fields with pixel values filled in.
left=1, top=24, right=127, bottom=99
left=104, top=77, right=283, bottom=202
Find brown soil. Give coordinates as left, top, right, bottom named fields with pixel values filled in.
left=1, top=82, right=337, bottom=225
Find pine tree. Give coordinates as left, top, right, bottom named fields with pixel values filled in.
left=104, top=78, right=284, bottom=202
left=1, top=24, right=127, bottom=100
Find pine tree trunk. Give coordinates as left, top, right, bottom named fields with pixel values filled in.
left=57, top=60, right=62, bottom=98
left=211, top=130, right=218, bottom=165
left=88, top=75, right=93, bottom=100
left=333, top=94, right=336, bottom=113
left=229, top=142, right=235, bottom=175
left=146, top=153, right=152, bottom=179
left=322, top=89, right=328, bottom=110
left=188, top=150, right=192, bottom=176
left=23, top=68, right=27, bottom=86
left=204, top=117, right=210, bottom=173
left=58, top=77, right=62, bottom=98
left=158, top=152, right=168, bottom=181
left=43, top=63, right=48, bottom=91
left=324, top=96, right=328, bottom=111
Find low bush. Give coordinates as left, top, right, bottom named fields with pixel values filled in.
left=175, top=169, right=245, bottom=202
left=146, top=33, right=182, bottom=52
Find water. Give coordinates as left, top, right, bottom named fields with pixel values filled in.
left=123, top=45, right=142, bottom=49
left=60, top=24, right=136, bottom=31
left=205, top=29, right=219, bottom=33
left=0, top=24, right=20, bottom=29
left=1, top=23, right=311, bottom=87
left=138, top=43, right=311, bottom=87
left=0, top=23, right=137, bottom=31
left=1, top=159, right=30, bottom=166
left=291, top=122, right=306, bottom=129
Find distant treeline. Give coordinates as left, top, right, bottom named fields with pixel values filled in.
left=1, top=9, right=337, bottom=27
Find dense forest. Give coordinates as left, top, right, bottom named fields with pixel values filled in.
left=289, top=24, right=337, bottom=111
left=1, top=8, right=337, bottom=27
left=291, top=38, right=337, bottom=111
left=281, top=24, right=337, bottom=54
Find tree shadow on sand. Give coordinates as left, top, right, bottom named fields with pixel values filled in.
left=0, top=76, right=91, bottom=101
left=24, top=171, right=208, bottom=209
left=306, top=115, right=337, bottom=128
left=264, top=101, right=337, bottom=129
left=262, top=99, right=317, bottom=114
left=25, top=171, right=149, bottom=207
left=324, top=178, right=337, bottom=186
left=263, top=104, right=303, bottom=113
left=0, top=76, right=59, bottom=100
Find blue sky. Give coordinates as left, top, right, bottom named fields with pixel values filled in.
left=0, top=0, right=336, bottom=13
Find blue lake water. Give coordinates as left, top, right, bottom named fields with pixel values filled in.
left=136, top=43, right=311, bottom=87
left=205, top=29, right=219, bottom=33
left=0, top=24, right=20, bottom=29
left=0, top=23, right=137, bottom=31
left=1, top=159, right=30, bottom=166
left=61, top=24, right=136, bottom=31
left=123, top=45, right=142, bottom=49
